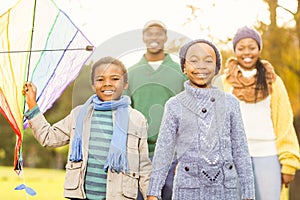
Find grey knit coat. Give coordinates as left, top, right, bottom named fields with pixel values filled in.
left=147, top=81, right=255, bottom=200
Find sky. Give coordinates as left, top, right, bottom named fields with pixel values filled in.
left=1, top=0, right=297, bottom=66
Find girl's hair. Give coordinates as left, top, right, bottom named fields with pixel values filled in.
left=179, top=39, right=222, bottom=75
left=255, top=58, right=269, bottom=101
left=91, top=56, right=128, bottom=84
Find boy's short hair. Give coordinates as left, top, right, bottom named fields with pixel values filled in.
left=91, top=56, right=128, bottom=84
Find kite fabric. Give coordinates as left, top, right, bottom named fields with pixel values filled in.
left=0, top=0, right=94, bottom=173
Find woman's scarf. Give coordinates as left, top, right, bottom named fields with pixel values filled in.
left=225, top=58, right=276, bottom=103
left=69, top=94, right=131, bottom=173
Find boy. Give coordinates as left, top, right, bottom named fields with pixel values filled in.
left=23, top=56, right=151, bottom=200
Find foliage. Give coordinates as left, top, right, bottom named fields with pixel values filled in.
left=0, top=115, right=16, bottom=166
left=259, top=1, right=300, bottom=142
left=72, top=63, right=94, bottom=107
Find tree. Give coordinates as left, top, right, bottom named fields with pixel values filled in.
left=261, top=0, right=300, bottom=121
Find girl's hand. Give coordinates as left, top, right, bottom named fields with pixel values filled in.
left=22, top=82, right=37, bottom=110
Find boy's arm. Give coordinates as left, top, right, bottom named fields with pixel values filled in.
left=27, top=111, right=73, bottom=148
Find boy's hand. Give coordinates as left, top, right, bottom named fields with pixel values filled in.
left=22, top=82, right=37, bottom=110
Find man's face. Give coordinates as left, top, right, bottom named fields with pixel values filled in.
left=143, top=25, right=167, bottom=54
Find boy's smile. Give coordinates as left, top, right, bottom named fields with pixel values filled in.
left=93, top=63, right=128, bottom=101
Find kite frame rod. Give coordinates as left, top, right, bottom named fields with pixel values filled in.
left=0, top=47, right=92, bottom=53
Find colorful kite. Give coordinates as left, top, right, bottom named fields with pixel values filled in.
left=0, top=0, right=94, bottom=175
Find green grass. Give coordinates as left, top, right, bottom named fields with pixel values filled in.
left=0, top=166, right=66, bottom=200
left=1, top=166, right=290, bottom=200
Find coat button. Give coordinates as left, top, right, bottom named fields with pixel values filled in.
left=210, top=97, right=215, bottom=102
left=133, top=173, right=136, bottom=177
left=185, top=167, right=189, bottom=171
left=228, top=165, right=233, bottom=170
left=202, top=108, right=207, bottom=113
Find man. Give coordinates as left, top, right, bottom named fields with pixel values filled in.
left=124, top=20, right=187, bottom=200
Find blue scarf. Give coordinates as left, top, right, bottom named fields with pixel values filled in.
left=69, top=94, right=131, bottom=173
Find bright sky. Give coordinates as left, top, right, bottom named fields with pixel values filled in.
left=1, top=0, right=297, bottom=65
left=55, top=0, right=268, bottom=44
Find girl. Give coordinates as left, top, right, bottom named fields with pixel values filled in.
left=23, top=56, right=151, bottom=200
left=147, top=39, right=255, bottom=200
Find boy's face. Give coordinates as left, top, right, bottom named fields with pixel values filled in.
left=184, top=43, right=216, bottom=88
left=92, top=63, right=128, bottom=101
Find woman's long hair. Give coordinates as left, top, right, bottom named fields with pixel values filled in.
left=255, top=58, right=269, bottom=101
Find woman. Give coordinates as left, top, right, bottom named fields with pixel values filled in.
left=214, top=26, right=300, bottom=200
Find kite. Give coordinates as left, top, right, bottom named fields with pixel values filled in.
left=0, top=0, right=94, bottom=177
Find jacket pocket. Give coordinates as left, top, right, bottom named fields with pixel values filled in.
left=127, top=134, right=139, bottom=150
left=122, top=172, right=138, bottom=199
left=176, top=162, right=201, bottom=188
left=64, top=161, right=82, bottom=190
left=222, top=161, right=237, bottom=189
left=126, top=134, right=140, bottom=173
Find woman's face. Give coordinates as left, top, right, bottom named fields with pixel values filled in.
left=92, top=63, right=128, bottom=101
left=184, top=43, right=216, bottom=88
left=234, top=38, right=260, bottom=70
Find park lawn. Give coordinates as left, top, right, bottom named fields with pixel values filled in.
left=0, top=166, right=66, bottom=200
left=1, top=166, right=290, bottom=200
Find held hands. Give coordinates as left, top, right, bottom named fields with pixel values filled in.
left=22, top=82, right=37, bottom=110
left=147, top=196, right=158, bottom=200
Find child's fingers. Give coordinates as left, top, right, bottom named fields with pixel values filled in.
left=25, top=82, right=36, bottom=92
left=22, top=82, right=28, bottom=95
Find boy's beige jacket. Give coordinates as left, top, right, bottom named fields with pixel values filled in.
left=27, top=104, right=151, bottom=199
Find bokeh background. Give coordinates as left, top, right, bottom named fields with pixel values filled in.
left=1, top=0, right=299, bottom=199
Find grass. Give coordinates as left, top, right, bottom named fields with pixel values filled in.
left=1, top=166, right=290, bottom=200
left=0, top=166, right=67, bottom=200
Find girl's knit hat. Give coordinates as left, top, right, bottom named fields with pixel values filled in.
left=179, top=39, right=222, bottom=75
left=232, top=26, right=262, bottom=50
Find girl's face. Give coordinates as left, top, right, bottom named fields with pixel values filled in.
left=234, top=38, right=260, bottom=70
left=92, top=64, right=128, bottom=101
left=184, top=43, right=216, bottom=88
